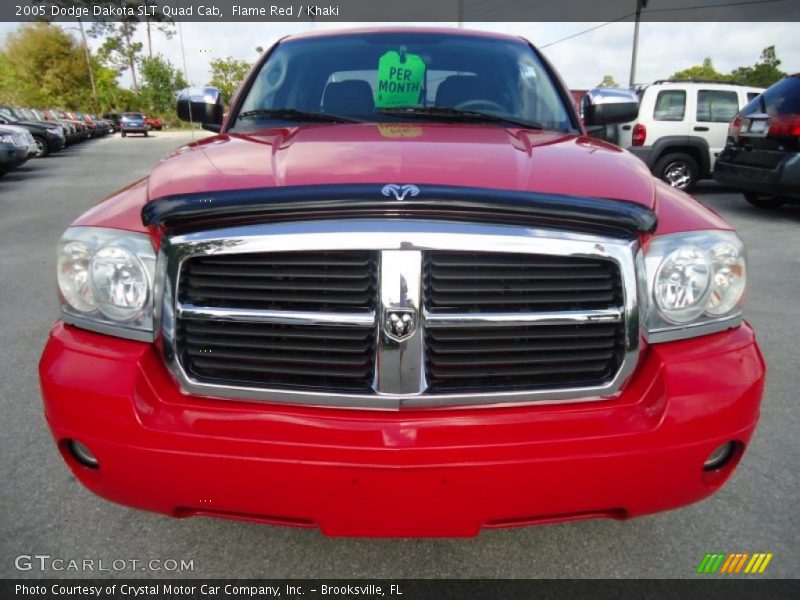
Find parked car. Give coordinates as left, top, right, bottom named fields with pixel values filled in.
left=0, top=128, right=29, bottom=175
left=0, top=140, right=15, bottom=176
left=23, top=108, right=79, bottom=145
left=0, top=122, right=38, bottom=159
left=75, top=112, right=107, bottom=137
left=144, top=115, right=164, bottom=130
left=50, top=110, right=89, bottom=141
left=41, top=28, right=763, bottom=538
left=617, top=80, right=764, bottom=190
left=102, top=112, right=121, bottom=133
left=0, top=104, right=65, bottom=157
left=88, top=114, right=112, bottom=136
left=714, top=74, right=800, bottom=208
left=119, top=112, right=148, bottom=137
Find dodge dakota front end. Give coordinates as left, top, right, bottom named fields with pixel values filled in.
left=39, top=28, right=764, bottom=537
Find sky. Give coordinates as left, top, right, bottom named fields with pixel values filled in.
left=1, top=21, right=798, bottom=90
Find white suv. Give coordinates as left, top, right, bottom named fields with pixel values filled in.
left=617, top=80, right=764, bottom=190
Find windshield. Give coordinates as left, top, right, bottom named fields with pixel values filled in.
left=123, top=113, right=143, bottom=119
left=0, top=107, right=18, bottom=122
left=231, top=32, right=574, bottom=132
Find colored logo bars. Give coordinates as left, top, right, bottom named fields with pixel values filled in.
left=697, top=553, right=773, bottom=574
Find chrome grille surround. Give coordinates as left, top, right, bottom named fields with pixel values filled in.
left=160, top=219, right=642, bottom=409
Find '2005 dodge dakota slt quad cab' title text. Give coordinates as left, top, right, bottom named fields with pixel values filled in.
left=40, top=28, right=765, bottom=537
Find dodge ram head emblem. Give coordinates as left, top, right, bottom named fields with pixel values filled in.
left=381, top=184, right=420, bottom=201
left=384, top=308, right=417, bottom=342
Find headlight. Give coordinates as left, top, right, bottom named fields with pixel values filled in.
left=645, top=230, right=746, bottom=342
left=57, top=227, right=157, bottom=340
left=0, top=134, right=13, bottom=144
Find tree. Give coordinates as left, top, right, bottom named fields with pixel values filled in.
left=145, top=21, right=176, bottom=59
left=90, top=21, right=143, bottom=93
left=670, top=57, right=729, bottom=82
left=209, top=57, right=253, bottom=103
left=0, top=51, right=21, bottom=105
left=730, top=46, right=786, bottom=88
left=140, top=55, right=188, bottom=114
left=597, top=75, right=619, bottom=88
left=669, top=47, right=787, bottom=88
left=0, top=22, right=99, bottom=109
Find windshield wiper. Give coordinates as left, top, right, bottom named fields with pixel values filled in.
left=376, top=106, right=547, bottom=130
left=237, top=108, right=362, bottom=124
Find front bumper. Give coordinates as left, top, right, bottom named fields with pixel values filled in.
left=40, top=322, right=765, bottom=537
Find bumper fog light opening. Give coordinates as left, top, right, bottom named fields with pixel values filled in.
left=68, top=440, right=99, bottom=469
left=703, top=441, right=737, bottom=472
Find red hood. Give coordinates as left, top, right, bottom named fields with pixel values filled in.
left=147, top=123, right=655, bottom=209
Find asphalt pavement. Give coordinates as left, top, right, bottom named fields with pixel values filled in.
left=1, top=132, right=798, bottom=579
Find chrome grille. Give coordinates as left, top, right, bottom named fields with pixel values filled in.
left=162, top=220, right=640, bottom=408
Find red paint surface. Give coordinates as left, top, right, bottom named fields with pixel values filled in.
left=40, top=323, right=765, bottom=537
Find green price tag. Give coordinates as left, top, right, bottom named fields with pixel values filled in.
left=375, top=50, right=426, bottom=108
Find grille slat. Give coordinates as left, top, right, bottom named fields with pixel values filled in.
left=187, top=276, right=373, bottom=292
left=429, top=361, right=613, bottom=379
left=191, top=357, right=373, bottom=379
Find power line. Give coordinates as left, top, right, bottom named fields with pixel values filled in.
left=645, top=0, right=791, bottom=13
left=538, top=0, right=792, bottom=50
left=539, top=17, right=633, bottom=49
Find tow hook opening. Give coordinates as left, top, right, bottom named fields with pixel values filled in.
left=703, top=441, right=741, bottom=472
left=64, top=439, right=99, bottom=469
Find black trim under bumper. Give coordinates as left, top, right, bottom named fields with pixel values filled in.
left=627, top=146, right=655, bottom=168
left=714, top=155, right=800, bottom=199
left=142, top=184, right=657, bottom=238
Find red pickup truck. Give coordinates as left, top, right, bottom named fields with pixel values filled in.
left=40, top=27, right=764, bottom=537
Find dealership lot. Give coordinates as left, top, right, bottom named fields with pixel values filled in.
left=0, top=132, right=797, bottom=578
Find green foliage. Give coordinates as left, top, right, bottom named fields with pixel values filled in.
left=729, top=46, right=786, bottom=88
left=670, top=57, right=730, bottom=82
left=139, top=55, right=187, bottom=115
left=597, top=75, right=619, bottom=88
left=0, top=50, right=21, bottom=105
left=91, top=21, right=143, bottom=92
left=209, top=57, right=253, bottom=104
left=670, top=48, right=787, bottom=88
left=0, top=23, right=95, bottom=109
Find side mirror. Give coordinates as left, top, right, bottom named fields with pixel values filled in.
left=177, top=87, right=224, bottom=131
left=583, top=88, right=639, bottom=127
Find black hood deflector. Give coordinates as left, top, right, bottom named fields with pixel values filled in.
left=142, top=184, right=657, bottom=238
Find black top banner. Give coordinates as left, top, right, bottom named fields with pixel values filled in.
left=7, top=0, right=800, bottom=22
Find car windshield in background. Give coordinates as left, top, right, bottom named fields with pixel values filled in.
left=122, top=113, right=143, bottom=119
left=0, top=107, right=19, bottom=122
left=231, top=32, right=575, bottom=133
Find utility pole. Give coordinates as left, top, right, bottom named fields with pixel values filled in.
left=628, top=0, right=647, bottom=88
